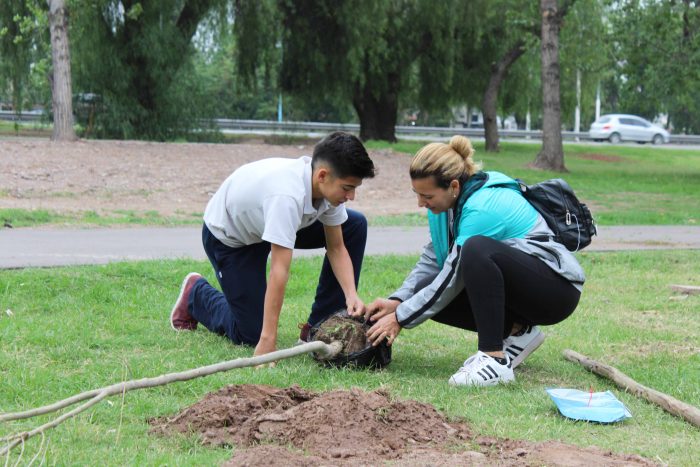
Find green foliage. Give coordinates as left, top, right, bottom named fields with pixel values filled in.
left=451, top=0, right=538, bottom=110
left=446, top=0, right=609, bottom=131
left=69, top=0, right=225, bottom=140
left=608, top=0, right=700, bottom=133
left=233, top=0, right=277, bottom=90
left=3, top=0, right=699, bottom=142
left=247, top=0, right=462, bottom=139
left=559, top=0, right=611, bottom=129
left=189, top=6, right=276, bottom=120
left=502, top=47, right=542, bottom=127
left=0, top=252, right=698, bottom=465
left=191, top=3, right=355, bottom=123
left=0, top=0, right=50, bottom=112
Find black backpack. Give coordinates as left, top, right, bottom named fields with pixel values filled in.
left=513, top=178, right=597, bottom=251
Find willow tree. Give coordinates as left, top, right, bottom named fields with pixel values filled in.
left=454, top=0, right=583, bottom=153
left=558, top=0, right=610, bottom=132
left=449, top=0, right=538, bottom=152
left=0, top=1, right=47, bottom=114
left=70, top=0, right=224, bottom=139
left=611, top=0, right=700, bottom=133
left=266, top=0, right=457, bottom=142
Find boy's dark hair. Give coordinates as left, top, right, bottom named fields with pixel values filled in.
left=312, top=132, right=375, bottom=179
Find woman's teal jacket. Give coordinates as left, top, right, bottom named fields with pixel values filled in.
left=391, top=171, right=586, bottom=329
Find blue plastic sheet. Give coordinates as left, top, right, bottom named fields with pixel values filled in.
left=546, top=388, right=632, bottom=423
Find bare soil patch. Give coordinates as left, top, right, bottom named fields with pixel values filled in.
left=0, top=138, right=421, bottom=222
left=574, top=152, right=628, bottom=163
left=149, top=384, right=655, bottom=466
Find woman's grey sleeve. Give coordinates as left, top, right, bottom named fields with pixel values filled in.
left=388, top=242, right=441, bottom=302
left=394, top=242, right=464, bottom=328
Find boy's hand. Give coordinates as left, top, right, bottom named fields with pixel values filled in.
left=345, top=295, right=366, bottom=318
left=253, top=336, right=277, bottom=368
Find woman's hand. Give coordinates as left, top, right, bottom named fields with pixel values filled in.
left=363, top=298, right=400, bottom=322
left=367, top=312, right=401, bottom=347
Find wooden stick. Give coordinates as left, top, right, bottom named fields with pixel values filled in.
left=669, top=284, right=700, bottom=295
left=1, top=340, right=341, bottom=423
left=0, top=389, right=102, bottom=423
left=563, top=349, right=700, bottom=428
left=1, top=393, right=108, bottom=457
left=0, top=340, right=342, bottom=455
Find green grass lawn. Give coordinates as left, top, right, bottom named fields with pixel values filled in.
left=0, top=119, right=52, bottom=137
left=366, top=140, right=700, bottom=226
left=1, top=251, right=698, bottom=465
left=0, top=208, right=203, bottom=228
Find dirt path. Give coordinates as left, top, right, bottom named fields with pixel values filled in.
left=1, top=138, right=421, bottom=220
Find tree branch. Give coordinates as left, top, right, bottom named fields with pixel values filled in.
left=177, top=0, right=219, bottom=42
left=1, top=393, right=108, bottom=457
left=563, top=349, right=700, bottom=428
left=526, top=0, right=577, bottom=37
left=0, top=341, right=342, bottom=455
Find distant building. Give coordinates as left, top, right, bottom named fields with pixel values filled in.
left=451, top=105, right=517, bottom=130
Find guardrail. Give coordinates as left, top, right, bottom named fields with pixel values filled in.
left=4, top=112, right=700, bottom=144
left=210, top=118, right=700, bottom=144
left=0, top=110, right=44, bottom=122
left=213, top=118, right=579, bottom=139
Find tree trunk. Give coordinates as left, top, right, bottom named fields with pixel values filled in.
left=533, top=0, right=566, bottom=171
left=12, top=74, right=23, bottom=117
left=47, top=0, right=77, bottom=141
left=483, top=41, right=526, bottom=152
left=352, top=79, right=399, bottom=143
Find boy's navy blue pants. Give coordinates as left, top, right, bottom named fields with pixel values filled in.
left=188, top=209, right=367, bottom=345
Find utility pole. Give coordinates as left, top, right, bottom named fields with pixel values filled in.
left=574, top=69, right=581, bottom=140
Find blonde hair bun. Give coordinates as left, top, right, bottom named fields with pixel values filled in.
left=409, top=135, right=481, bottom=185
left=449, top=135, right=475, bottom=160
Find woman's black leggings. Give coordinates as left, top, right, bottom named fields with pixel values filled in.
left=425, top=235, right=581, bottom=353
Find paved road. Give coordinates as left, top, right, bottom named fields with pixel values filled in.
left=1, top=225, right=699, bottom=269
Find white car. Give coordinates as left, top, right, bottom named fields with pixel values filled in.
left=588, top=114, right=670, bottom=144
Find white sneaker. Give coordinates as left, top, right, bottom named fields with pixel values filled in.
left=503, top=325, right=545, bottom=368
left=448, top=351, right=514, bottom=387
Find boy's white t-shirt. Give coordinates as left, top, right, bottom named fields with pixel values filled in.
left=203, top=156, right=347, bottom=249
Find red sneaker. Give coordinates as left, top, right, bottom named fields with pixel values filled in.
left=297, top=322, right=312, bottom=344
left=170, top=272, right=202, bottom=331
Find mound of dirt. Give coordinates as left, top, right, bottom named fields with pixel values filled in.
left=148, top=384, right=656, bottom=466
